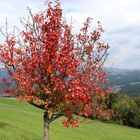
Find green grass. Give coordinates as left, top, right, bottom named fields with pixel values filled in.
left=0, top=98, right=140, bottom=140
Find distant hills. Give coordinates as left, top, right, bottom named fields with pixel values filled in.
left=107, top=68, right=140, bottom=96
left=0, top=68, right=140, bottom=96
left=0, top=68, right=13, bottom=97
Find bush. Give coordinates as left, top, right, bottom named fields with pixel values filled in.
left=110, top=93, right=140, bottom=128
left=132, top=95, right=140, bottom=128
left=113, top=94, right=136, bottom=125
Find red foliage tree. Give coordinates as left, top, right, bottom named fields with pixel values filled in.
left=0, top=1, right=111, bottom=140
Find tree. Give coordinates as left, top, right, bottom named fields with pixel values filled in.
left=0, top=1, right=110, bottom=140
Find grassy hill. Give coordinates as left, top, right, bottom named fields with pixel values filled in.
left=0, top=98, right=140, bottom=140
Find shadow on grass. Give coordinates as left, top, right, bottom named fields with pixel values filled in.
left=0, top=122, right=9, bottom=128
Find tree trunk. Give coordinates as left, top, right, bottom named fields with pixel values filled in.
left=43, top=111, right=49, bottom=140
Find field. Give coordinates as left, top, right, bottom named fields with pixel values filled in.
left=0, top=98, right=140, bottom=140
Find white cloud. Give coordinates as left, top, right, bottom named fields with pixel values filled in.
left=0, top=0, right=140, bottom=69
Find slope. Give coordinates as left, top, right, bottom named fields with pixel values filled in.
left=0, top=98, right=140, bottom=140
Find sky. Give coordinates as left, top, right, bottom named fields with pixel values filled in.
left=0, top=0, right=140, bottom=69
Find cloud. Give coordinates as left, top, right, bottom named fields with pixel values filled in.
left=0, top=0, right=140, bottom=69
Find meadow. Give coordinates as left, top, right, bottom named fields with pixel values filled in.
left=0, top=98, right=140, bottom=140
